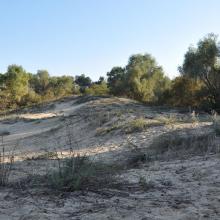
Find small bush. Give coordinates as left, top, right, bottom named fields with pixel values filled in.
left=47, top=155, right=120, bottom=191
left=0, top=147, right=14, bottom=186
left=139, top=176, right=155, bottom=191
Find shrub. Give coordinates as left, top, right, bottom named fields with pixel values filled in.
left=47, top=155, right=120, bottom=191
left=139, top=176, right=155, bottom=191
left=0, top=147, right=14, bottom=186
left=84, top=82, right=109, bottom=96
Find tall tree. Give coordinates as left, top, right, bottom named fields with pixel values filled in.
left=75, top=74, right=92, bottom=87
left=107, top=67, right=126, bottom=96
left=180, top=33, right=220, bottom=108
left=125, top=54, right=170, bottom=102
left=4, top=65, right=29, bottom=104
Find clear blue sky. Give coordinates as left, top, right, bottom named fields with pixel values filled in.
left=0, top=0, right=220, bottom=80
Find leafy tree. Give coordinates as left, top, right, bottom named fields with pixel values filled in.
left=180, top=33, right=220, bottom=109
left=96, top=76, right=105, bottom=84
left=107, top=67, right=126, bottom=96
left=166, top=76, right=205, bottom=108
left=20, top=89, right=41, bottom=106
left=125, top=54, right=170, bottom=102
left=75, top=74, right=92, bottom=87
left=75, top=74, right=92, bottom=93
left=36, top=70, right=50, bottom=95
left=49, top=76, right=74, bottom=97
left=4, top=65, right=29, bottom=105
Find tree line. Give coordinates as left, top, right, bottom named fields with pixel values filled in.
left=0, top=33, right=220, bottom=111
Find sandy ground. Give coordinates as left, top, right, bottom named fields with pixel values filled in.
left=0, top=96, right=219, bottom=219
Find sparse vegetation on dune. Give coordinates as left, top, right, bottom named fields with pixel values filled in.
left=124, top=118, right=163, bottom=133
left=1, top=0, right=220, bottom=216
left=46, top=154, right=122, bottom=192
left=0, top=96, right=220, bottom=219
left=148, top=129, right=218, bottom=160
left=0, top=35, right=220, bottom=216
left=0, top=147, right=15, bottom=186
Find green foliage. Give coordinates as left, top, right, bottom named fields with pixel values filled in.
left=75, top=74, right=92, bottom=93
left=164, top=76, right=206, bottom=108
left=106, top=54, right=170, bottom=103
left=20, top=89, right=42, bottom=106
left=180, top=33, right=220, bottom=109
left=107, top=67, right=126, bottom=96
left=126, top=54, right=170, bottom=102
left=4, top=65, right=29, bottom=104
left=48, top=75, right=75, bottom=98
left=2, top=34, right=220, bottom=112
left=0, top=65, right=77, bottom=111
left=84, top=81, right=109, bottom=96
left=47, top=155, right=118, bottom=191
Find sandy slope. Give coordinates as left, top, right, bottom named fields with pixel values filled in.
left=0, top=96, right=219, bottom=219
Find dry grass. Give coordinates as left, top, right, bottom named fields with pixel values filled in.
left=96, top=117, right=164, bottom=135
left=0, top=147, right=15, bottom=186
left=139, top=175, right=155, bottom=191
left=124, top=118, right=163, bottom=133
left=45, top=154, right=122, bottom=192
left=148, top=130, right=218, bottom=160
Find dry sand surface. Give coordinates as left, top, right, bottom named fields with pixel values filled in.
left=0, top=96, right=220, bottom=219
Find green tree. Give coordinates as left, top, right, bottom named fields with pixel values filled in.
left=125, top=54, right=170, bottom=102
left=180, top=33, right=220, bottom=109
left=36, top=70, right=50, bottom=94
left=96, top=76, right=105, bottom=85
left=166, top=76, right=205, bottom=107
left=107, top=67, right=126, bottom=96
left=75, top=74, right=92, bottom=93
left=49, top=76, right=74, bottom=97
left=75, top=74, right=92, bottom=87
left=4, top=65, right=29, bottom=105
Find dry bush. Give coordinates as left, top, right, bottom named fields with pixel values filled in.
left=139, top=176, right=155, bottom=191
left=156, top=114, right=179, bottom=125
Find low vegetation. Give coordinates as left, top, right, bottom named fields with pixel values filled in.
left=139, top=176, right=155, bottom=191
left=148, top=130, right=217, bottom=160
left=46, top=154, right=122, bottom=192
left=0, top=147, right=14, bottom=186
left=124, top=118, right=163, bottom=133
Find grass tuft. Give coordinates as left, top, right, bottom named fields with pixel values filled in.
left=46, top=155, right=121, bottom=192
